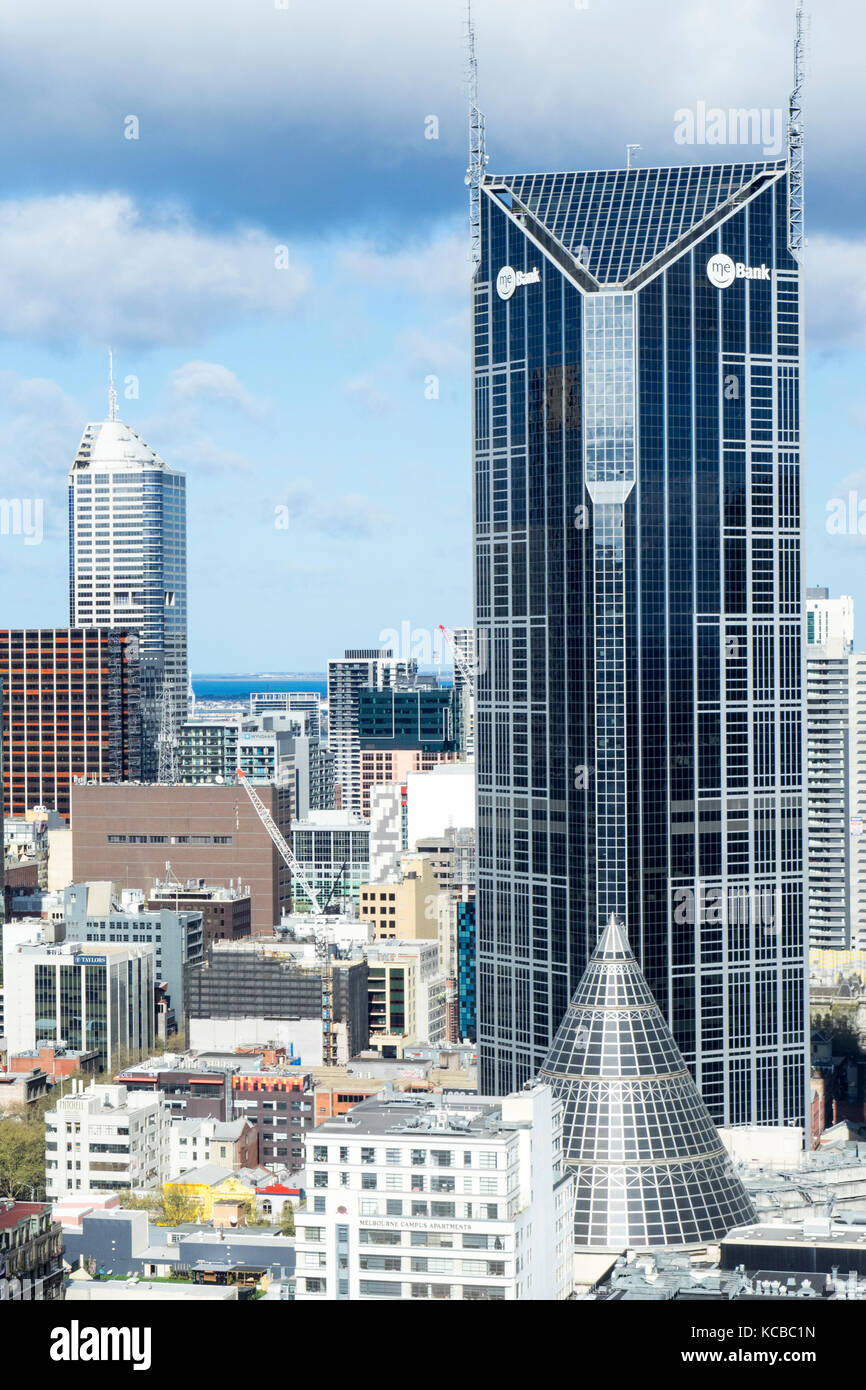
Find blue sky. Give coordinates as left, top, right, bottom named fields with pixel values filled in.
left=0, top=0, right=864, bottom=668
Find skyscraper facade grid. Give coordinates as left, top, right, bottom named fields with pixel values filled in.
left=473, top=160, right=807, bottom=1127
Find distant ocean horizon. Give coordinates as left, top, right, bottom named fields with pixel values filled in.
left=193, top=675, right=328, bottom=701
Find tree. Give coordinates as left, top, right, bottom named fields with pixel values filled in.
left=279, top=1203, right=295, bottom=1236
left=161, top=1190, right=201, bottom=1226
left=0, top=1110, right=47, bottom=1200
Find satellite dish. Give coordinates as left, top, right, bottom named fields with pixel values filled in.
left=215, top=775, right=225, bottom=784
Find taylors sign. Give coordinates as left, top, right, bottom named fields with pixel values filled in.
left=706, top=253, right=772, bottom=289
left=496, top=265, right=541, bottom=299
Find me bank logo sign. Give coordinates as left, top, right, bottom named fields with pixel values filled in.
left=706, top=253, right=772, bottom=288
left=496, top=265, right=541, bottom=299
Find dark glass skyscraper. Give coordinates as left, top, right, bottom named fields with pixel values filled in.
left=473, top=161, right=807, bottom=1126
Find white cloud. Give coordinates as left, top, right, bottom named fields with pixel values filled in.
left=334, top=230, right=469, bottom=300
left=0, top=193, right=311, bottom=349
left=342, top=374, right=389, bottom=414
left=807, top=234, right=866, bottom=350
left=0, top=0, right=859, bottom=195
left=279, top=483, right=395, bottom=538
left=0, top=371, right=82, bottom=507
left=170, top=361, right=265, bottom=419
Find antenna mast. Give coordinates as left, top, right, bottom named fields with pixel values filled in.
left=787, top=1, right=806, bottom=259
left=465, top=1, right=487, bottom=267
left=108, top=347, right=118, bottom=422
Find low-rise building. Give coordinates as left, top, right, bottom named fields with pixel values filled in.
left=366, top=938, right=446, bottom=1053
left=116, top=1055, right=230, bottom=1121
left=8, top=1045, right=100, bottom=1083
left=0, top=1200, right=64, bottom=1301
left=293, top=1084, right=574, bottom=1301
left=168, top=1116, right=258, bottom=1179
left=230, top=1070, right=314, bottom=1172
left=148, top=879, right=252, bottom=948
left=45, top=1082, right=170, bottom=1199
left=0, top=1067, right=50, bottom=1111
left=56, top=1199, right=295, bottom=1286
left=164, top=1164, right=274, bottom=1223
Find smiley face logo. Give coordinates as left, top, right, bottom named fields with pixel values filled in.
left=707, top=253, right=736, bottom=289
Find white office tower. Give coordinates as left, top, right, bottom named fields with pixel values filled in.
left=3, top=939, right=155, bottom=1071
left=293, top=1084, right=574, bottom=1300
left=45, top=1082, right=169, bottom=1199
left=69, top=377, right=187, bottom=781
left=806, top=589, right=866, bottom=949
left=327, top=650, right=417, bottom=818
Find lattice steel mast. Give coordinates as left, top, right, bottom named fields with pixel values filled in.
left=465, top=1, right=487, bottom=267
left=788, top=0, right=806, bottom=258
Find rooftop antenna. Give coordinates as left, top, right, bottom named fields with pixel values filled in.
left=626, top=144, right=641, bottom=170
left=788, top=0, right=806, bottom=259
left=108, top=347, right=118, bottom=422
left=464, top=0, right=487, bottom=267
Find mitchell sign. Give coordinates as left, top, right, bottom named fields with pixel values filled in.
left=706, top=253, right=772, bottom=289
left=496, top=265, right=541, bottom=299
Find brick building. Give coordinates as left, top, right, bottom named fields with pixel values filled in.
left=70, top=782, right=292, bottom=934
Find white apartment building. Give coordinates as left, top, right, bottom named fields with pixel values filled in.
left=45, top=1082, right=169, bottom=1199
left=806, top=588, right=866, bottom=949
left=293, top=1084, right=574, bottom=1301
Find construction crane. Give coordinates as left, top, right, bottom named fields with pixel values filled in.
left=788, top=0, right=806, bottom=260
left=157, top=678, right=179, bottom=784
left=464, top=0, right=487, bottom=268
left=235, top=768, right=324, bottom=914
left=321, top=858, right=349, bottom=914
left=236, top=769, right=340, bottom=1065
left=439, top=625, right=476, bottom=700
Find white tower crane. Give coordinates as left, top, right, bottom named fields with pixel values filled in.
left=439, top=625, right=476, bottom=700
left=235, top=768, right=323, bottom=914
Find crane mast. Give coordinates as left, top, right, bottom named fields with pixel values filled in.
left=439, top=625, right=476, bottom=700
left=235, top=768, right=323, bottom=914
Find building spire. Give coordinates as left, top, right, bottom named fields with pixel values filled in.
left=788, top=0, right=806, bottom=258
left=465, top=0, right=487, bottom=268
left=108, top=347, right=118, bottom=422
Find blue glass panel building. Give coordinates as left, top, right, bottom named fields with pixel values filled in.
left=473, top=161, right=807, bottom=1126
left=357, top=687, right=460, bottom=753
left=457, top=897, right=477, bottom=1043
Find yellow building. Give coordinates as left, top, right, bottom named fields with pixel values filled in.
left=358, top=854, right=441, bottom=943
left=163, top=1164, right=258, bottom=1221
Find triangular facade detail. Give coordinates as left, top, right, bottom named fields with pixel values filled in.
left=489, top=160, right=785, bottom=287
left=538, top=916, right=757, bottom=1250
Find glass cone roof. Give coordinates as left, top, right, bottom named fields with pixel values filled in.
left=538, top=916, right=757, bottom=1250
left=491, top=161, right=785, bottom=285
